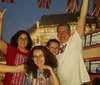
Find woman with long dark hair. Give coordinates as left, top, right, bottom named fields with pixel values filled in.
left=0, top=9, right=33, bottom=85
left=0, top=46, right=60, bottom=85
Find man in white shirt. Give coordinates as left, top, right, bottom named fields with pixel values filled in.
left=56, top=0, right=90, bottom=85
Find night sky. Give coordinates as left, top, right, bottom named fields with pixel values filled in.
left=0, top=0, right=93, bottom=42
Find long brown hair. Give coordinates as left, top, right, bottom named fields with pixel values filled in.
left=25, top=46, right=57, bottom=78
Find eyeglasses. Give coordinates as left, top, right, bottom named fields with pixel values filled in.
left=49, top=46, right=59, bottom=50
left=18, top=38, right=28, bottom=41
left=58, top=31, right=68, bottom=34
left=33, top=54, right=44, bottom=59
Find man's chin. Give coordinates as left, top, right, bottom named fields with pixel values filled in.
left=61, top=41, right=67, bottom=43
left=60, top=39, right=69, bottom=43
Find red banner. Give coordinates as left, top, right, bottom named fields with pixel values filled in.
left=0, top=0, right=15, bottom=3
left=91, top=0, right=100, bottom=17
left=37, top=0, right=51, bottom=9
left=66, top=0, right=78, bottom=13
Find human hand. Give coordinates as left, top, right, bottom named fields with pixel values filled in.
left=38, top=65, right=51, bottom=77
left=39, top=65, right=51, bottom=71
left=0, top=8, right=6, bottom=20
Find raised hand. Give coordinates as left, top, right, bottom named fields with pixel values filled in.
left=39, top=65, right=52, bottom=71
left=0, top=8, right=6, bottom=20
left=0, top=8, right=7, bottom=50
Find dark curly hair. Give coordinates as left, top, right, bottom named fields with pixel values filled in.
left=10, top=30, right=33, bottom=50
left=25, top=46, right=57, bottom=78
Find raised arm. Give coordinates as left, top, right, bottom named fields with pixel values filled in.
left=0, top=64, right=25, bottom=73
left=77, top=0, right=89, bottom=37
left=0, top=8, right=8, bottom=54
left=49, top=67, right=60, bottom=85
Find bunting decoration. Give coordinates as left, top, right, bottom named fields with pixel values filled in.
left=0, top=0, right=15, bottom=3
left=91, top=0, right=100, bottom=17
left=37, top=0, right=51, bottom=9
left=66, top=0, right=78, bottom=13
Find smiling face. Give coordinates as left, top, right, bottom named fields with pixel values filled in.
left=17, top=33, right=28, bottom=50
left=32, top=49, right=45, bottom=68
left=57, top=26, right=71, bottom=43
left=47, top=41, right=59, bottom=56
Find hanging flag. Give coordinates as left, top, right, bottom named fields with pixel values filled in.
left=66, top=0, right=78, bottom=13
left=91, top=0, right=100, bottom=17
left=37, top=0, right=51, bottom=9
left=0, top=0, right=5, bottom=2
left=0, top=0, right=15, bottom=3
left=10, top=0, right=15, bottom=3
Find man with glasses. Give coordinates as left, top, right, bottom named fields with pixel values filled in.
left=56, top=0, right=90, bottom=85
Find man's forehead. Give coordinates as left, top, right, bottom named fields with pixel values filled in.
left=58, top=26, right=68, bottom=30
